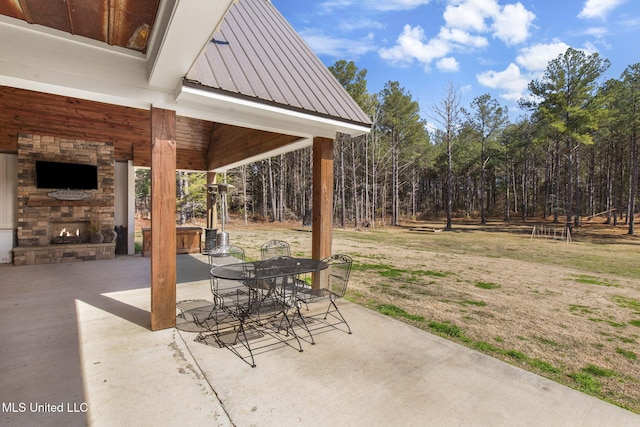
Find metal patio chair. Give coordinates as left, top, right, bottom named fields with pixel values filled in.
left=260, top=239, right=291, bottom=260
left=176, top=245, right=249, bottom=333
left=295, top=254, right=353, bottom=337
left=206, top=244, right=245, bottom=265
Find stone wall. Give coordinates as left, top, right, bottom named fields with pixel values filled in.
left=13, top=243, right=116, bottom=266
left=15, top=134, right=115, bottom=264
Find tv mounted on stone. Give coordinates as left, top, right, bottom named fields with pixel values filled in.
left=35, top=160, right=99, bottom=190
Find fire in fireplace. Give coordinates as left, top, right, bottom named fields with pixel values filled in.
left=51, top=227, right=88, bottom=244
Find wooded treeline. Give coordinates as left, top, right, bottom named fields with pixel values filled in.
left=136, top=48, right=639, bottom=234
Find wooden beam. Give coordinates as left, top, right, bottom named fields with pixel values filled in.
left=311, top=137, right=334, bottom=263
left=206, top=123, right=299, bottom=170
left=150, top=107, right=177, bottom=331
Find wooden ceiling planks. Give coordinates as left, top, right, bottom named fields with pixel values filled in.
left=0, top=0, right=160, bottom=53
left=1, top=87, right=300, bottom=171
left=0, top=87, right=148, bottom=158
left=207, top=123, right=299, bottom=170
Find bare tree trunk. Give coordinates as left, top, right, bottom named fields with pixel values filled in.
left=606, top=141, right=613, bottom=224
left=278, top=154, right=285, bottom=221
left=268, top=158, right=277, bottom=221
left=628, top=130, right=638, bottom=235
left=350, top=137, right=359, bottom=227
left=411, top=167, right=418, bottom=219
left=512, top=169, right=518, bottom=215
left=521, top=145, right=528, bottom=221
left=574, top=147, right=580, bottom=228
left=372, top=132, right=378, bottom=228
left=333, top=136, right=345, bottom=227
left=177, top=171, right=187, bottom=225
left=588, top=147, right=595, bottom=217
left=241, top=165, right=248, bottom=225
left=504, top=151, right=510, bottom=221
left=446, top=136, right=453, bottom=229
left=566, top=140, right=574, bottom=231
left=392, top=130, right=399, bottom=226
left=554, top=139, right=561, bottom=223
left=261, top=163, right=268, bottom=221
left=480, top=140, right=486, bottom=224
left=430, top=83, right=462, bottom=230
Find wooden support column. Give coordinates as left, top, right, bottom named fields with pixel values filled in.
left=150, top=107, right=177, bottom=330
left=311, top=137, right=334, bottom=263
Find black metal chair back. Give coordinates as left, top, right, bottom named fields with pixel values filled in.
left=227, top=245, right=246, bottom=263
left=324, top=254, right=352, bottom=298
left=260, top=239, right=291, bottom=260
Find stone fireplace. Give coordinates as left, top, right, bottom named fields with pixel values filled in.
left=13, top=134, right=116, bottom=265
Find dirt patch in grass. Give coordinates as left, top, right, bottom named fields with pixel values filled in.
left=148, top=217, right=640, bottom=412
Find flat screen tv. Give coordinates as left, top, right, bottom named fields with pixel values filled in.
left=35, top=160, right=99, bottom=190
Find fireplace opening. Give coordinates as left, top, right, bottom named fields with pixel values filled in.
left=51, top=227, right=89, bottom=244
left=49, top=221, right=91, bottom=245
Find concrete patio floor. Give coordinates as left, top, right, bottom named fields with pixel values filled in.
left=1, top=254, right=639, bottom=426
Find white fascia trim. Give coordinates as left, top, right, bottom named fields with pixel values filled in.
left=176, top=85, right=371, bottom=138
left=147, top=0, right=237, bottom=89
left=0, top=15, right=145, bottom=60
left=0, top=73, right=175, bottom=111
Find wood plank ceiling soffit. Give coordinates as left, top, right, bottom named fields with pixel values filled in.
left=0, top=0, right=160, bottom=53
left=0, top=87, right=301, bottom=172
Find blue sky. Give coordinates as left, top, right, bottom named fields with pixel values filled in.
left=271, top=0, right=640, bottom=121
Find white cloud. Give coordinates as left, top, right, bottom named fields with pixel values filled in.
left=478, top=40, right=599, bottom=103
left=460, top=84, right=473, bottom=94
left=299, top=29, right=377, bottom=58
left=620, top=16, right=640, bottom=28
left=515, top=41, right=571, bottom=72
left=580, top=41, right=600, bottom=55
left=379, top=25, right=451, bottom=67
left=320, top=0, right=432, bottom=12
left=439, top=27, right=488, bottom=48
left=476, top=63, right=530, bottom=101
left=443, top=0, right=500, bottom=32
left=437, top=57, right=460, bottom=72
left=492, top=3, right=536, bottom=45
left=339, top=19, right=386, bottom=32
left=578, top=0, right=627, bottom=19
left=379, top=0, right=535, bottom=72
left=581, top=26, right=608, bottom=37
left=370, top=0, right=433, bottom=10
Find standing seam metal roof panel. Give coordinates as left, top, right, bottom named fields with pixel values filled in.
left=211, top=19, right=273, bottom=101
left=210, top=23, right=254, bottom=96
left=229, top=2, right=299, bottom=107
left=266, top=6, right=356, bottom=120
left=255, top=0, right=370, bottom=123
left=185, top=0, right=372, bottom=127
left=239, top=0, right=313, bottom=111
left=242, top=0, right=355, bottom=119
left=254, top=0, right=338, bottom=114
left=264, top=0, right=370, bottom=123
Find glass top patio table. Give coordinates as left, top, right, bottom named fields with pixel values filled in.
left=210, top=257, right=328, bottom=282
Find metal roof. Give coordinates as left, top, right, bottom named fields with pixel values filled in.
left=185, top=0, right=372, bottom=128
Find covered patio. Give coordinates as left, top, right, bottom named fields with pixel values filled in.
left=0, top=0, right=370, bottom=330
left=1, top=254, right=638, bottom=426
left=2, top=1, right=640, bottom=425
